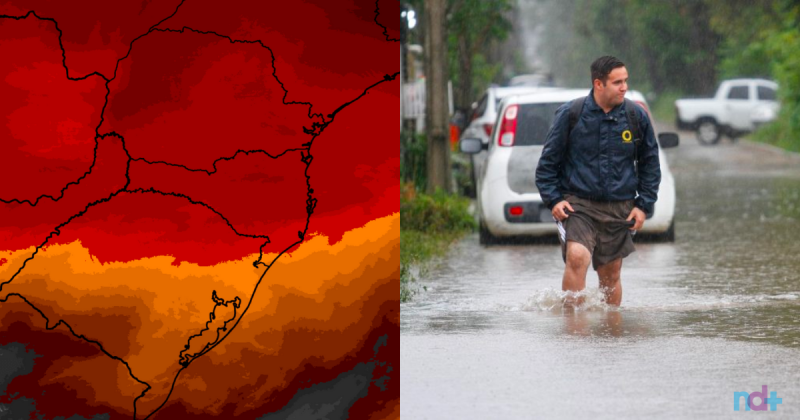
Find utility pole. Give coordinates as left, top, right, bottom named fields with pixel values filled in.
left=424, top=0, right=451, bottom=194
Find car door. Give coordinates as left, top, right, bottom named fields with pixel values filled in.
left=475, top=99, right=502, bottom=223
left=462, top=92, right=491, bottom=197
left=725, top=84, right=755, bottom=131
left=754, top=84, right=779, bottom=122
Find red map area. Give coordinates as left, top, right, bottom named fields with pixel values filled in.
left=1, top=0, right=399, bottom=418
left=101, top=28, right=324, bottom=170
left=0, top=17, right=106, bottom=203
left=158, top=0, right=400, bottom=118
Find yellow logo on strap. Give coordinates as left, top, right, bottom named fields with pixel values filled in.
left=622, top=130, right=632, bottom=143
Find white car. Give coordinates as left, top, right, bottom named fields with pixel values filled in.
left=675, top=79, right=779, bottom=144
left=462, top=86, right=557, bottom=146
left=460, top=89, right=679, bottom=244
left=460, top=85, right=559, bottom=196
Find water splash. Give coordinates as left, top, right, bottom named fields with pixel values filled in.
left=514, top=287, right=610, bottom=312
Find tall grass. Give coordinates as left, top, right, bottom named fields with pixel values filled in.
left=400, top=186, right=476, bottom=302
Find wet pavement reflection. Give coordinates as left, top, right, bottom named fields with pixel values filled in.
left=401, top=133, right=800, bottom=419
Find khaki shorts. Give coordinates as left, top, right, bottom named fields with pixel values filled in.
left=557, top=194, right=636, bottom=270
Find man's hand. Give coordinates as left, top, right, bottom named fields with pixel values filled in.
left=626, top=207, right=646, bottom=231
left=552, top=200, right=574, bottom=222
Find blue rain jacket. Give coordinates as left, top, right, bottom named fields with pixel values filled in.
left=535, top=91, right=661, bottom=217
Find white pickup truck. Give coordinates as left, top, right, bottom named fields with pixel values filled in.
left=675, top=78, right=779, bottom=144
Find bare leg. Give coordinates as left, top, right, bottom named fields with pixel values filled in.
left=563, top=241, right=591, bottom=308
left=597, top=258, right=623, bottom=306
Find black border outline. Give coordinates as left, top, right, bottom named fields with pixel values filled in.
left=0, top=1, right=187, bottom=206
left=374, top=0, right=400, bottom=42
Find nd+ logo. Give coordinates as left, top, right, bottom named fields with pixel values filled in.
left=734, top=385, right=782, bottom=411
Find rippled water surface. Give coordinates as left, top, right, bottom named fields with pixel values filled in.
left=401, top=136, right=800, bottom=419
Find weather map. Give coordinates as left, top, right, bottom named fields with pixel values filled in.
left=0, top=0, right=399, bottom=418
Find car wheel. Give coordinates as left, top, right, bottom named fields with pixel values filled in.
left=479, top=222, right=498, bottom=245
left=649, top=221, right=675, bottom=242
left=662, top=221, right=675, bottom=242
left=696, top=119, right=721, bottom=145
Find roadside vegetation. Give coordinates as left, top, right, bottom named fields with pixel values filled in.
left=400, top=131, right=477, bottom=302
left=747, top=16, right=800, bottom=153
left=400, top=184, right=475, bottom=302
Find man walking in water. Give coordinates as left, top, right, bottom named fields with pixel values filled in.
left=535, top=56, right=661, bottom=307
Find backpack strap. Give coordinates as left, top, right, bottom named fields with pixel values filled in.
left=623, top=98, right=643, bottom=178
left=567, top=96, right=585, bottom=140
left=623, top=98, right=642, bottom=146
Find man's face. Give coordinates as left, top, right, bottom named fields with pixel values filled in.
left=595, top=66, right=628, bottom=107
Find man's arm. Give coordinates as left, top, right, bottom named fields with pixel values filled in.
left=634, top=110, right=661, bottom=217
left=535, top=103, right=571, bottom=210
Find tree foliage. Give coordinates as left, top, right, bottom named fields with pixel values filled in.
left=407, top=0, right=513, bottom=111
left=754, top=2, right=800, bottom=150
left=446, top=0, right=513, bottom=111
left=563, top=0, right=721, bottom=94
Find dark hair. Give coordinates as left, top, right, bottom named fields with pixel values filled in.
left=591, top=56, right=625, bottom=85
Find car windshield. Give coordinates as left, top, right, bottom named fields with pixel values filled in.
left=513, top=102, right=564, bottom=146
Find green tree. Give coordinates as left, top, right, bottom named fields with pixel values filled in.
left=706, top=0, right=781, bottom=79
left=628, top=0, right=721, bottom=94
left=408, top=0, right=513, bottom=111
left=537, top=0, right=721, bottom=95
left=759, top=2, right=800, bottom=150
left=446, top=0, right=513, bottom=112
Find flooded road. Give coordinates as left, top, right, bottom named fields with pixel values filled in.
left=401, top=132, right=800, bottom=419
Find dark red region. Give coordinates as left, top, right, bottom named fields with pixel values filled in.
left=46, top=191, right=267, bottom=266
left=157, top=0, right=399, bottom=118
left=0, top=16, right=106, bottom=203
left=0, top=135, right=128, bottom=254
left=100, top=29, right=322, bottom=171
left=0, top=299, right=131, bottom=420
left=308, top=80, right=400, bottom=244
left=152, top=283, right=399, bottom=419
left=376, top=0, right=401, bottom=40
left=0, top=0, right=182, bottom=79
left=127, top=149, right=310, bottom=257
